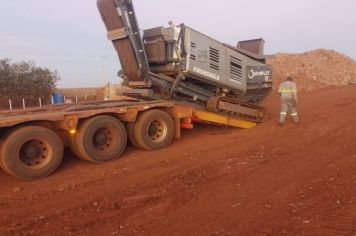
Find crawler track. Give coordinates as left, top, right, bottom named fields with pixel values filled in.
left=207, top=96, right=268, bottom=123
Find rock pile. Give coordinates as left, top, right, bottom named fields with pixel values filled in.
left=267, top=49, right=356, bottom=91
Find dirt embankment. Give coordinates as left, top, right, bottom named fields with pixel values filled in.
left=268, top=49, right=356, bottom=91
left=1, top=85, right=356, bottom=236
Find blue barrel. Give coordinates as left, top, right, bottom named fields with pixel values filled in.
left=52, top=94, right=64, bottom=104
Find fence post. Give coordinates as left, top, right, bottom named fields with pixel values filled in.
left=39, top=97, right=42, bottom=108
left=22, top=98, right=26, bottom=110
left=75, top=94, right=78, bottom=103
left=51, top=95, right=54, bottom=105
left=9, top=99, right=12, bottom=111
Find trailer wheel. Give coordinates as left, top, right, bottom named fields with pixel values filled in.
left=126, top=122, right=140, bottom=148
left=133, top=110, right=174, bottom=150
left=0, top=126, right=64, bottom=180
left=72, top=116, right=127, bottom=163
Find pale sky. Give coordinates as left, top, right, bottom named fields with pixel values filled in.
left=0, top=0, right=355, bottom=88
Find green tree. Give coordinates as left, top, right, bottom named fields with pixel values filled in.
left=0, top=58, right=60, bottom=102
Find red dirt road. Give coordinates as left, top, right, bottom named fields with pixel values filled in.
left=1, top=86, right=356, bottom=236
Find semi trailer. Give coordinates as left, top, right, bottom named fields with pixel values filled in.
left=0, top=0, right=272, bottom=180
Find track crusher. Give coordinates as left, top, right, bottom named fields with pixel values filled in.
left=97, top=0, right=272, bottom=123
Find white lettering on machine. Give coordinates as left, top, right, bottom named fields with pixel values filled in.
left=193, top=67, right=220, bottom=81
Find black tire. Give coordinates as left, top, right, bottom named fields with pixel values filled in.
left=68, top=134, right=82, bottom=161
left=0, top=140, right=9, bottom=174
left=126, top=122, right=140, bottom=148
left=71, top=116, right=127, bottom=163
left=133, top=109, right=174, bottom=150
left=0, top=126, right=64, bottom=181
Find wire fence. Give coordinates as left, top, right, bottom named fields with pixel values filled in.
left=0, top=97, right=45, bottom=110
left=0, top=90, right=105, bottom=111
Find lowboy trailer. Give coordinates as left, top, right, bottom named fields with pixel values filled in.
left=0, top=99, right=255, bottom=180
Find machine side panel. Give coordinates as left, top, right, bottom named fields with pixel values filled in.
left=183, top=28, right=247, bottom=94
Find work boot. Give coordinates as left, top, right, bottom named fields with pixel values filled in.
left=279, top=113, right=287, bottom=125
left=291, top=114, right=299, bottom=124
left=292, top=117, right=299, bottom=124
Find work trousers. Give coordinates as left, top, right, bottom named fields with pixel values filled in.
left=279, top=98, right=299, bottom=124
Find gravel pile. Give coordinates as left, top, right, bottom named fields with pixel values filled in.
left=267, top=49, right=356, bottom=91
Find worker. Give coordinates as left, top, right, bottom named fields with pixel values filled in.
left=168, top=21, right=181, bottom=60
left=278, top=76, right=299, bottom=125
